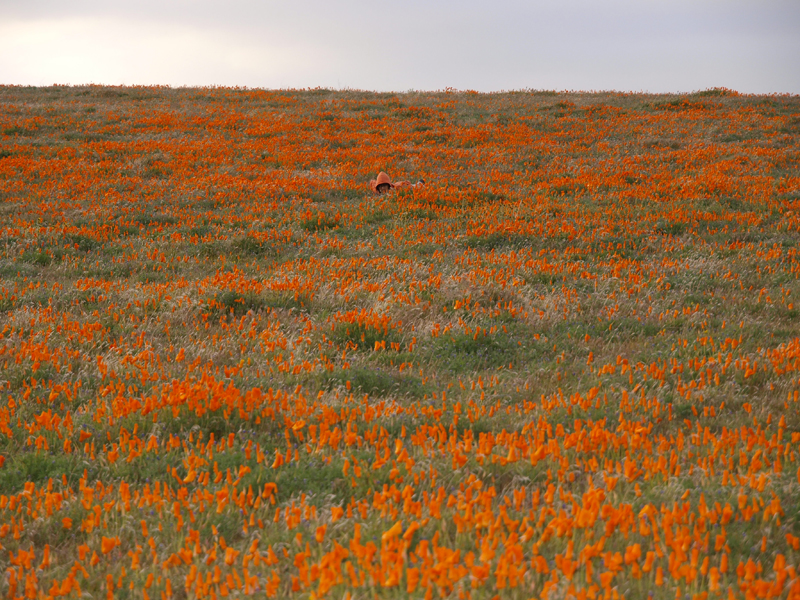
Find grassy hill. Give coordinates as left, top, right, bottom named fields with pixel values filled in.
left=0, top=84, right=799, bottom=599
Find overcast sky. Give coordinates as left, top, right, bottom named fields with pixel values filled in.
left=1, top=0, right=798, bottom=94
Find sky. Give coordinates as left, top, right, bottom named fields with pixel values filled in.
left=1, top=0, right=798, bottom=94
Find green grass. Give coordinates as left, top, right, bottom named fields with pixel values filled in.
left=431, top=329, right=517, bottom=373
left=0, top=85, right=798, bottom=600
left=321, top=367, right=428, bottom=399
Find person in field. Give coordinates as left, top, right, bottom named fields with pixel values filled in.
left=370, top=172, right=424, bottom=194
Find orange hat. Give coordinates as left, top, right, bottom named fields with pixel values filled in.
left=370, top=172, right=395, bottom=192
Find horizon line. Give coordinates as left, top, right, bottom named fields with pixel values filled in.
left=1, top=83, right=797, bottom=97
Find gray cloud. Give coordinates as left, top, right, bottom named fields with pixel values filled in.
left=1, top=0, right=798, bottom=92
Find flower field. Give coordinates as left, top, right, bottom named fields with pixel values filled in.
left=1, top=84, right=800, bottom=599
